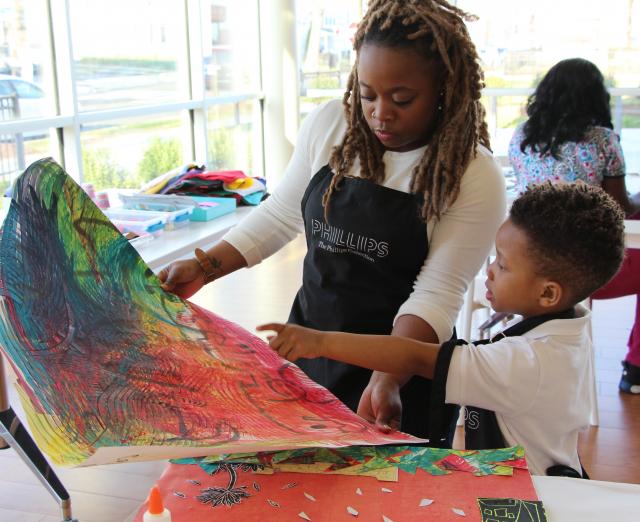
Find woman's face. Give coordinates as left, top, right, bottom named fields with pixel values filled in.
left=357, top=43, right=442, bottom=152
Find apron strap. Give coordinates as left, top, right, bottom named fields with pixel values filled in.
left=428, top=338, right=465, bottom=447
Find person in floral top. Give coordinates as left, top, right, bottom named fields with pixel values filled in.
left=509, top=124, right=625, bottom=191
left=508, top=57, right=640, bottom=395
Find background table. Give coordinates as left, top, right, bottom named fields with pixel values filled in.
left=624, top=218, right=640, bottom=248
left=532, top=475, right=640, bottom=521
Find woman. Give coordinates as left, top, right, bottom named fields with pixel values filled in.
left=509, top=57, right=640, bottom=394
left=159, top=0, right=506, bottom=440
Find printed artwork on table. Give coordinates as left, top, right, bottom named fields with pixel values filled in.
left=477, top=498, right=548, bottom=522
left=133, top=447, right=541, bottom=522
left=0, top=158, right=418, bottom=467
left=171, top=445, right=528, bottom=509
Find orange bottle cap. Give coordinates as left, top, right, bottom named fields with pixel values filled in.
left=148, top=486, right=164, bottom=515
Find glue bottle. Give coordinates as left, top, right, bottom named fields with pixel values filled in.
left=143, top=485, right=172, bottom=522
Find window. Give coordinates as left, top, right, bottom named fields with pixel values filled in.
left=69, top=1, right=184, bottom=112
left=294, top=1, right=640, bottom=175
left=458, top=0, right=640, bottom=171
left=202, top=0, right=261, bottom=97
left=295, top=0, right=363, bottom=121
left=0, top=0, right=264, bottom=194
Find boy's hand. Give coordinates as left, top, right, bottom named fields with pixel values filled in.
left=257, top=323, right=325, bottom=362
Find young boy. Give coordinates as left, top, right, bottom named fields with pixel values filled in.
left=258, top=183, right=626, bottom=476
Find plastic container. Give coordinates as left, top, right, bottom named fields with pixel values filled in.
left=119, top=194, right=194, bottom=213
left=104, top=208, right=165, bottom=237
left=106, top=206, right=192, bottom=232
left=148, top=207, right=192, bottom=230
left=118, top=194, right=194, bottom=229
left=119, top=193, right=235, bottom=222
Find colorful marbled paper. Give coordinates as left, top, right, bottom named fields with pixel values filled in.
left=0, top=158, right=417, bottom=466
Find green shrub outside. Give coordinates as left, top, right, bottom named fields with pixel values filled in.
left=208, top=129, right=234, bottom=170
left=82, top=148, right=133, bottom=190
left=137, top=137, right=183, bottom=185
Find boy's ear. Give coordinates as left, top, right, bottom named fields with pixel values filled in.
left=539, top=280, right=563, bottom=308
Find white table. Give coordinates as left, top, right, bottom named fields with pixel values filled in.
left=625, top=219, right=640, bottom=249
left=0, top=196, right=252, bottom=271
left=132, top=206, right=252, bottom=270
left=533, top=475, right=640, bottom=521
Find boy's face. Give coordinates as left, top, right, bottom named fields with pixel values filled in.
left=357, top=43, right=441, bottom=152
left=485, top=219, right=551, bottom=318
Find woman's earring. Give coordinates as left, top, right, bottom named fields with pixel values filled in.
left=437, top=91, right=444, bottom=112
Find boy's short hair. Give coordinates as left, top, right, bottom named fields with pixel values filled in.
left=509, top=183, right=625, bottom=303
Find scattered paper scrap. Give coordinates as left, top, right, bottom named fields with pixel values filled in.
left=419, top=498, right=434, bottom=507
left=356, top=488, right=363, bottom=496
left=347, top=506, right=359, bottom=516
left=267, top=499, right=280, bottom=508
left=173, top=491, right=186, bottom=499
left=304, top=492, right=316, bottom=502
left=282, top=482, right=298, bottom=489
left=298, top=512, right=311, bottom=521
left=253, top=482, right=261, bottom=492
left=382, top=516, right=393, bottom=522
left=452, top=507, right=466, bottom=516
left=381, top=487, right=392, bottom=493
left=187, top=479, right=201, bottom=486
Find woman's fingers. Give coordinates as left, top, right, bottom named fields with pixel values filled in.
left=157, top=267, right=174, bottom=290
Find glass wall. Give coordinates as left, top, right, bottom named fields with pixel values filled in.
left=0, top=0, right=263, bottom=194
left=201, top=0, right=261, bottom=96
left=206, top=100, right=261, bottom=174
left=295, top=0, right=640, bottom=175
left=69, top=1, right=184, bottom=112
left=459, top=0, right=640, bottom=171
left=80, top=113, right=185, bottom=190
left=0, top=0, right=58, bottom=193
left=295, top=0, right=363, bottom=120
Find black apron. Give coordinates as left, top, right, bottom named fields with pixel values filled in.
left=289, top=165, right=432, bottom=438
left=430, top=308, right=576, bottom=450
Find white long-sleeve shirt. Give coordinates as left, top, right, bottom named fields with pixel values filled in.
left=223, top=99, right=506, bottom=342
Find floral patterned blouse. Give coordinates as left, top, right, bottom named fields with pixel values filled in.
left=508, top=124, right=625, bottom=193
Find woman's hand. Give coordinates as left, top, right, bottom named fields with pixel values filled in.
left=357, top=372, right=403, bottom=433
left=257, top=323, right=325, bottom=362
left=158, top=259, right=206, bottom=299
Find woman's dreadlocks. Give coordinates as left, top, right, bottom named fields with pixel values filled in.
left=325, top=0, right=490, bottom=221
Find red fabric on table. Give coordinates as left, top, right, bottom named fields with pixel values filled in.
left=181, top=170, right=248, bottom=182
left=134, top=461, right=539, bottom=521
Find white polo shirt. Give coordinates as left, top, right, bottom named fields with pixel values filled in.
left=446, top=306, right=592, bottom=476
